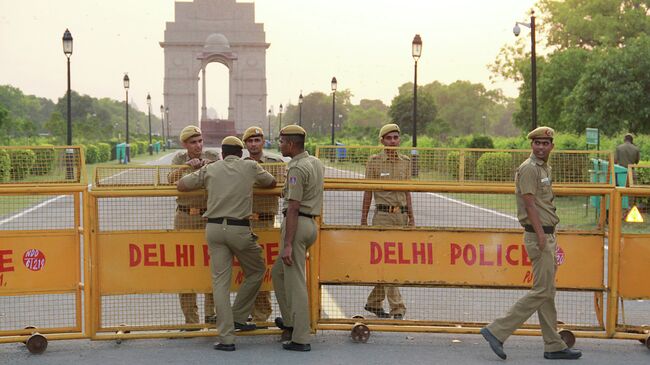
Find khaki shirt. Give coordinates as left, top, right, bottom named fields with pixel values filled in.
left=515, top=154, right=559, bottom=227
left=282, top=151, right=324, bottom=216
left=171, top=150, right=219, bottom=208
left=365, top=150, right=411, bottom=207
left=245, top=152, right=283, bottom=216
left=179, top=155, right=275, bottom=219
left=615, top=142, right=640, bottom=167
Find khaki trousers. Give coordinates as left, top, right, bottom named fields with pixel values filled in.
left=174, top=210, right=215, bottom=323
left=250, top=217, right=274, bottom=322
left=365, top=211, right=406, bottom=316
left=272, top=216, right=318, bottom=345
left=486, top=232, right=567, bottom=352
left=206, top=221, right=265, bottom=345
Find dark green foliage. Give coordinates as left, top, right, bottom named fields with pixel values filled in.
left=97, top=143, right=111, bottom=162
left=8, top=149, right=35, bottom=180
left=31, top=146, right=55, bottom=175
left=0, top=149, right=10, bottom=182
left=468, top=135, right=494, bottom=149
left=477, top=152, right=513, bottom=182
left=84, top=145, right=99, bottom=164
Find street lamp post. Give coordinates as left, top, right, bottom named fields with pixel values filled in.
left=146, top=93, right=152, bottom=155
left=160, top=105, right=166, bottom=151
left=482, top=115, right=487, bottom=134
left=331, top=77, right=337, bottom=145
left=165, top=107, right=170, bottom=149
left=412, top=34, right=422, bottom=148
left=62, top=29, right=74, bottom=179
left=278, top=104, right=283, bottom=136
left=123, top=74, right=130, bottom=163
left=513, top=10, right=537, bottom=131
left=267, top=108, right=272, bottom=143
left=298, top=92, right=304, bottom=126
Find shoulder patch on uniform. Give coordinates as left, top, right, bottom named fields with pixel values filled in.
left=288, top=176, right=298, bottom=185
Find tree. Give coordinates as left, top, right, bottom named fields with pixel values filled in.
left=388, top=85, right=437, bottom=137
left=282, top=90, right=352, bottom=137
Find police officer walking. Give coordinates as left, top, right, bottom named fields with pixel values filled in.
left=272, top=125, right=324, bottom=352
left=242, top=126, right=283, bottom=323
left=177, top=136, right=276, bottom=351
left=480, top=127, right=582, bottom=360
left=168, top=125, right=218, bottom=326
left=360, top=123, right=413, bottom=319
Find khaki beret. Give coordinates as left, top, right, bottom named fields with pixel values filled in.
left=379, top=123, right=400, bottom=138
left=221, top=136, right=244, bottom=149
left=625, top=132, right=635, bottom=138
left=280, top=124, right=306, bottom=136
left=242, top=126, right=264, bottom=141
left=179, top=125, right=202, bottom=143
left=527, top=126, right=555, bottom=140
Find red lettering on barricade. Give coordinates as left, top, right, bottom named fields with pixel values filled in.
left=384, top=242, right=396, bottom=264
left=159, top=244, right=174, bottom=267
left=370, top=242, right=382, bottom=264
left=450, top=243, right=461, bottom=264
left=22, top=249, right=46, bottom=271
left=129, top=244, right=141, bottom=267
left=523, top=270, right=533, bottom=283
left=203, top=245, right=210, bottom=266
left=463, top=244, right=476, bottom=265
left=266, top=242, right=279, bottom=265
left=413, top=243, right=425, bottom=264
left=522, top=248, right=531, bottom=266
left=234, top=270, right=244, bottom=284
left=0, top=250, right=15, bottom=273
left=506, top=245, right=518, bottom=265
left=176, top=245, right=189, bottom=266
left=143, top=244, right=158, bottom=266
left=496, top=244, right=503, bottom=266
left=479, top=245, right=493, bottom=266
left=398, top=242, right=410, bottom=264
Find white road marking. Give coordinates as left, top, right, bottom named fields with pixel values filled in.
left=0, top=195, right=67, bottom=226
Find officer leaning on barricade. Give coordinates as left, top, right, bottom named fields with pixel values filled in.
left=360, top=123, right=413, bottom=320
left=242, top=126, right=283, bottom=324
left=177, top=136, right=276, bottom=351
left=272, top=125, right=324, bottom=352
left=480, top=127, right=582, bottom=360
left=167, top=125, right=218, bottom=326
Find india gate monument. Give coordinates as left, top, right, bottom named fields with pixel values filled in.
left=160, top=0, right=269, bottom=145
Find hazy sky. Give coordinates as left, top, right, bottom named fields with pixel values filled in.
left=0, top=0, right=537, bottom=116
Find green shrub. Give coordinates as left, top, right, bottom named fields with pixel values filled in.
left=31, top=146, right=55, bottom=175
left=468, top=135, right=494, bottom=149
left=85, top=144, right=99, bottom=164
left=0, top=149, right=10, bottom=182
left=97, top=143, right=111, bottom=162
left=446, top=151, right=460, bottom=179
left=477, top=152, right=513, bottom=182
left=550, top=153, right=590, bottom=183
left=108, top=141, right=120, bottom=160
left=138, top=141, right=149, bottom=155
left=130, top=142, right=139, bottom=156
left=8, top=149, right=35, bottom=180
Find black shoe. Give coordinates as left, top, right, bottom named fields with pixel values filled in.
left=543, top=348, right=582, bottom=360
left=204, top=315, right=217, bottom=324
left=281, top=328, right=293, bottom=342
left=275, top=317, right=293, bottom=331
left=282, top=341, right=311, bottom=352
left=234, top=322, right=257, bottom=331
left=364, top=305, right=390, bottom=318
left=393, top=314, right=404, bottom=320
left=213, top=343, right=236, bottom=352
left=480, top=327, right=506, bottom=360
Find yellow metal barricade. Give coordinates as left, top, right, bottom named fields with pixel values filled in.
left=0, top=146, right=88, bottom=353
left=88, top=164, right=285, bottom=340
left=313, top=146, right=620, bottom=346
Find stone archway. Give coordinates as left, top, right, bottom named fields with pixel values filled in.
left=160, top=0, right=269, bottom=145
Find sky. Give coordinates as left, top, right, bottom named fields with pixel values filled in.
left=0, top=0, right=538, bottom=116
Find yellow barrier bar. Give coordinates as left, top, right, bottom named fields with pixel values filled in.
left=606, top=189, right=621, bottom=337
left=0, top=333, right=87, bottom=344
left=82, top=189, right=92, bottom=339
left=0, top=186, right=86, bottom=193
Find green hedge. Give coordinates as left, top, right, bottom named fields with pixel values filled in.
left=130, top=142, right=139, bottom=156
left=31, top=146, right=55, bottom=176
left=477, top=152, right=513, bottom=182
left=0, top=150, right=10, bottom=182
left=85, top=144, right=100, bottom=164
left=97, top=143, right=111, bottom=162
left=8, top=149, right=35, bottom=180
left=446, top=151, right=460, bottom=179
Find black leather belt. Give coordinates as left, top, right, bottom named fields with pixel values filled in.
left=282, top=210, right=316, bottom=218
left=376, top=204, right=408, bottom=214
left=207, top=217, right=250, bottom=226
left=177, top=206, right=207, bottom=215
left=523, top=225, right=555, bottom=234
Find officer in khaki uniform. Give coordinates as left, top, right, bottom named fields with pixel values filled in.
left=177, top=136, right=276, bottom=351
left=168, top=125, right=218, bottom=325
left=360, top=123, right=414, bottom=320
left=272, top=125, right=324, bottom=352
left=615, top=133, right=640, bottom=188
left=480, top=127, right=582, bottom=360
left=242, top=126, right=283, bottom=323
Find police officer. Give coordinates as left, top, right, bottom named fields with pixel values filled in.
left=615, top=133, right=640, bottom=188
left=177, top=136, right=276, bottom=351
left=168, top=125, right=218, bottom=326
left=272, top=125, right=324, bottom=352
left=480, top=127, right=582, bottom=360
left=242, top=126, right=283, bottom=324
left=360, top=123, right=413, bottom=320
